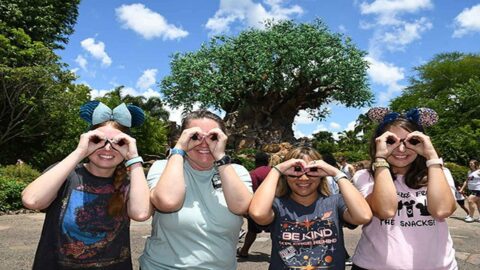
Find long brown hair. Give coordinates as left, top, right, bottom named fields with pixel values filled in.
left=276, top=147, right=331, bottom=198
left=369, top=118, right=427, bottom=189
left=90, top=121, right=129, bottom=217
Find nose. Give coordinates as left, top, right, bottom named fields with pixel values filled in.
left=397, top=141, right=406, bottom=152
left=103, top=141, right=113, bottom=150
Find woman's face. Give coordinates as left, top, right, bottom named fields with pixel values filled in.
left=88, top=125, right=125, bottom=169
left=185, top=118, right=221, bottom=171
left=286, top=155, right=321, bottom=203
left=469, top=161, right=478, bottom=170
left=386, top=125, right=418, bottom=174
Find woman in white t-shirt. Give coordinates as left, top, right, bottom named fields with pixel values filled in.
left=460, top=159, right=480, bottom=222
left=351, top=107, right=457, bottom=270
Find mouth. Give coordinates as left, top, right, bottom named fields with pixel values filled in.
left=98, top=154, right=115, bottom=160
left=392, top=154, right=409, bottom=160
left=197, top=149, right=211, bottom=154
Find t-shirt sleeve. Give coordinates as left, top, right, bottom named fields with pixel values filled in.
left=146, top=160, right=168, bottom=189
left=233, top=164, right=253, bottom=193
left=353, top=169, right=374, bottom=198
left=442, top=168, right=456, bottom=198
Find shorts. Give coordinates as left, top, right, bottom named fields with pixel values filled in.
left=471, top=190, right=480, bottom=197
left=456, top=199, right=465, bottom=206
left=247, top=216, right=270, bottom=233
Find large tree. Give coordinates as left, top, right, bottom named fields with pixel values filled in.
left=390, top=52, right=480, bottom=164
left=0, top=0, right=80, bottom=49
left=161, top=20, right=373, bottom=148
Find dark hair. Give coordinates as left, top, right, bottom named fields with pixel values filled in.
left=181, top=109, right=226, bottom=132
left=370, top=117, right=427, bottom=189
left=321, top=152, right=339, bottom=168
left=255, top=152, right=270, bottom=167
left=90, top=121, right=129, bottom=217
left=276, top=146, right=331, bottom=198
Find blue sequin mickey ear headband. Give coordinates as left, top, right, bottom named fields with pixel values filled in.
left=79, top=101, right=145, bottom=128
left=367, top=107, right=438, bottom=131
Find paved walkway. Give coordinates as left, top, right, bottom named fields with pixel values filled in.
left=0, top=208, right=479, bottom=269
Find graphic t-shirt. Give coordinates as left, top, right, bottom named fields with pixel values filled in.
left=269, top=195, right=348, bottom=270
left=352, top=169, right=457, bottom=270
left=33, top=164, right=131, bottom=270
left=467, top=169, right=480, bottom=191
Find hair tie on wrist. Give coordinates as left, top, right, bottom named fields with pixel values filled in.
left=273, top=166, right=283, bottom=175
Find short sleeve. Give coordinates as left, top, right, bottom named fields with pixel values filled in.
left=232, top=164, right=253, bottom=193
left=442, top=168, right=456, bottom=198
left=146, top=160, right=168, bottom=189
left=353, top=169, right=374, bottom=198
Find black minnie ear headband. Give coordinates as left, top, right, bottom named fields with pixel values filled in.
left=79, top=101, right=145, bottom=128
left=367, top=107, right=439, bottom=136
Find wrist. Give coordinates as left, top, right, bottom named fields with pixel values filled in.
left=333, top=172, right=348, bottom=183
left=125, top=156, right=144, bottom=167
left=126, top=152, right=139, bottom=160
left=214, top=153, right=226, bottom=161
left=426, top=158, right=443, bottom=167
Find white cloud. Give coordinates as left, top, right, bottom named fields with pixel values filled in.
left=293, top=110, right=313, bottom=125
left=359, top=0, right=433, bottom=55
left=142, top=88, right=161, bottom=99
left=453, top=4, right=480, bottom=38
left=338, top=24, right=347, bottom=33
left=365, top=56, right=405, bottom=103
left=116, top=4, right=188, bottom=40
left=90, top=88, right=111, bottom=99
left=312, top=124, right=328, bottom=134
left=75, top=55, right=88, bottom=70
left=360, top=0, right=432, bottom=16
left=329, top=122, right=341, bottom=130
left=136, top=69, right=158, bottom=90
left=206, top=0, right=303, bottom=35
left=346, top=121, right=356, bottom=131
left=80, top=38, right=112, bottom=67
left=381, top=17, right=432, bottom=51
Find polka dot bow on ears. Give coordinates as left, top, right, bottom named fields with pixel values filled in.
left=367, top=107, right=439, bottom=128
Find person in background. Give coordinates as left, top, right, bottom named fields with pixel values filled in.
left=140, top=109, right=252, bottom=270
left=460, top=159, right=480, bottom=222
left=352, top=107, right=457, bottom=270
left=321, top=152, right=340, bottom=194
left=339, top=156, right=355, bottom=180
left=453, top=179, right=470, bottom=221
left=22, top=101, right=151, bottom=270
left=249, top=146, right=372, bottom=269
left=237, top=151, right=271, bottom=258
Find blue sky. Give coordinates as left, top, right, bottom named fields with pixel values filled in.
left=58, top=0, right=480, bottom=139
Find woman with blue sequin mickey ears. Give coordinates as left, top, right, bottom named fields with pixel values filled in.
left=351, top=107, right=457, bottom=270
left=140, top=109, right=252, bottom=270
left=22, top=101, right=151, bottom=270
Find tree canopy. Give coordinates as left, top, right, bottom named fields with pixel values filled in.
left=390, top=52, right=480, bottom=164
left=161, top=20, right=373, bottom=148
left=0, top=0, right=80, bottom=49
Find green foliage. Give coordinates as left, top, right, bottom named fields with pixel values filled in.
left=0, top=164, right=41, bottom=184
left=444, top=162, right=468, bottom=186
left=0, top=176, right=27, bottom=212
left=390, top=52, right=480, bottom=164
left=334, top=151, right=369, bottom=164
left=0, top=0, right=80, bottom=49
left=161, top=19, right=372, bottom=144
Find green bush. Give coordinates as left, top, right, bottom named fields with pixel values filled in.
left=0, top=164, right=41, bottom=184
left=0, top=176, right=27, bottom=212
left=445, top=162, right=468, bottom=186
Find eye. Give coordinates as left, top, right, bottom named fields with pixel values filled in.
left=91, top=136, right=102, bottom=144
left=386, top=137, right=396, bottom=145
left=210, top=134, right=218, bottom=141
left=116, top=139, right=126, bottom=146
left=191, top=133, right=199, bottom=140
left=309, top=167, right=318, bottom=172
left=408, top=138, right=420, bottom=145
left=294, top=166, right=302, bottom=172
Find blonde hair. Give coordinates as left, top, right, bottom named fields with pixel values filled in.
left=276, top=146, right=331, bottom=198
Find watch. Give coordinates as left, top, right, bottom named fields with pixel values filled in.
left=333, top=172, right=348, bottom=183
left=214, top=155, right=232, bottom=167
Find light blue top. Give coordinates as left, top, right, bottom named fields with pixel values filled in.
left=139, top=160, right=252, bottom=270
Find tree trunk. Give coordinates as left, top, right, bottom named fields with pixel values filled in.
left=224, top=104, right=297, bottom=150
